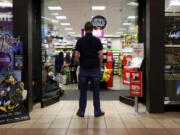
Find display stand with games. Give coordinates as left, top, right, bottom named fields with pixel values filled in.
left=119, top=43, right=144, bottom=109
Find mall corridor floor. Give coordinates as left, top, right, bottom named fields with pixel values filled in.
left=0, top=101, right=180, bottom=135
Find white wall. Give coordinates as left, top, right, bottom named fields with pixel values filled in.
left=111, top=38, right=122, bottom=49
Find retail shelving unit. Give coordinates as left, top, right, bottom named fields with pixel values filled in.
left=112, top=51, right=120, bottom=75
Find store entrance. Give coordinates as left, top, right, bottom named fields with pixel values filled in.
left=41, top=0, right=140, bottom=103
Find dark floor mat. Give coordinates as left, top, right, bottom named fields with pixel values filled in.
left=60, top=89, right=129, bottom=101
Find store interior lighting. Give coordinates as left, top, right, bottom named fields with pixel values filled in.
left=128, top=16, right=136, bottom=19
left=123, top=22, right=131, bottom=26
left=169, top=0, right=180, bottom=6
left=0, top=1, right=12, bottom=7
left=64, top=28, right=73, bottom=31
left=51, top=12, right=59, bottom=16
left=92, top=6, right=106, bottom=10
left=119, top=28, right=126, bottom=31
left=127, top=2, right=139, bottom=6
left=52, top=20, right=58, bottom=23
left=116, top=32, right=123, bottom=34
left=61, top=23, right=71, bottom=26
left=48, top=6, right=62, bottom=10
left=56, top=16, right=67, bottom=19
left=68, top=32, right=76, bottom=34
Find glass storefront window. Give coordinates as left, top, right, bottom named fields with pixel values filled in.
left=165, top=0, right=180, bottom=103
left=41, top=0, right=140, bottom=104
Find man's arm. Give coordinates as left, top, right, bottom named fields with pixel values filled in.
left=75, top=50, right=80, bottom=64
left=98, top=50, right=103, bottom=67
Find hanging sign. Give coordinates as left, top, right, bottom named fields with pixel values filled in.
left=91, top=15, right=107, bottom=30
left=130, top=72, right=143, bottom=97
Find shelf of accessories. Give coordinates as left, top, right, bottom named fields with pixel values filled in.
left=112, top=51, right=120, bottom=75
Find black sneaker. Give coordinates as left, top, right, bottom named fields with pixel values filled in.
left=76, top=112, right=84, bottom=117
left=95, top=112, right=105, bottom=117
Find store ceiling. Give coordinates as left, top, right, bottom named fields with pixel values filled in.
left=2, top=0, right=178, bottom=37
left=43, top=0, right=138, bottom=37
left=165, top=0, right=180, bottom=13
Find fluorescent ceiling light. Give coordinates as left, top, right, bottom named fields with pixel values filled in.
left=123, top=23, right=131, bottom=26
left=68, top=32, right=76, bottom=34
left=92, top=6, right=106, bottom=10
left=0, top=1, right=12, bottom=7
left=52, top=20, right=58, bottom=23
left=119, top=28, right=126, bottom=31
left=61, top=23, right=71, bottom=26
left=116, top=32, right=123, bottom=34
left=169, top=0, right=180, bottom=6
left=48, top=6, right=62, bottom=10
left=128, top=16, right=136, bottom=19
left=65, top=28, right=73, bottom=31
left=127, top=2, right=139, bottom=6
left=56, top=16, right=67, bottom=19
left=51, top=12, right=59, bottom=16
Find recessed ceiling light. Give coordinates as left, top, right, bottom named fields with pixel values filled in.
left=68, top=32, right=76, bottom=34
left=123, top=23, right=131, bottom=26
left=61, top=23, right=71, bottom=26
left=52, top=20, right=58, bottom=23
left=0, top=1, right=12, bottom=7
left=116, top=32, right=123, bottom=34
left=127, top=2, right=139, bottom=6
left=128, top=16, right=136, bottom=19
left=65, top=28, right=73, bottom=31
left=48, top=6, right=62, bottom=10
left=119, top=28, right=126, bottom=31
left=169, top=0, right=180, bottom=6
left=51, top=12, right=59, bottom=16
left=92, top=6, right=106, bottom=10
left=56, top=16, right=67, bottom=19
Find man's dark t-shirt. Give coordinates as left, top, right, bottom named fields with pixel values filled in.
left=75, top=33, right=103, bottom=69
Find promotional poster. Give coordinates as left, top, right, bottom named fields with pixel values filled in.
left=130, top=72, right=143, bottom=97
left=0, top=31, right=29, bottom=125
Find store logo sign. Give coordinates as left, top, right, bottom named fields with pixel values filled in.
left=169, top=31, right=180, bottom=39
left=91, top=15, right=107, bottom=30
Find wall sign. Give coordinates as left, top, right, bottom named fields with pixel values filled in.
left=91, top=15, right=107, bottom=30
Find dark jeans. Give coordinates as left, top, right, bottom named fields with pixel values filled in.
left=78, top=67, right=101, bottom=115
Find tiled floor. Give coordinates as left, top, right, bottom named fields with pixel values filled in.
left=0, top=101, right=180, bottom=135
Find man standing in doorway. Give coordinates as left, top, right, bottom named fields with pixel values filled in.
left=75, top=22, right=105, bottom=117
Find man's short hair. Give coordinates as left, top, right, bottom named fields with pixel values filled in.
left=84, top=22, right=93, bottom=31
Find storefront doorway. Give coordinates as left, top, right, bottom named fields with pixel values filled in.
left=40, top=0, right=141, bottom=103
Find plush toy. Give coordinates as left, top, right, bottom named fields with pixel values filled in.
left=101, top=67, right=112, bottom=82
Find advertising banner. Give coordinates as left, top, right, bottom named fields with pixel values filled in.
left=0, top=8, right=13, bottom=31
left=106, top=52, right=113, bottom=87
left=130, top=72, right=143, bottom=97
left=132, top=43, right=144, bottom=58
left=123, top=55, right=132, bottom=67
left=123, top=68, right=135, bottom=85
left=0, top=31, right=29, bottom=125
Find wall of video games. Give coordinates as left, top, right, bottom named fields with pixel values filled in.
left=0, top=7, right=29, bottom=125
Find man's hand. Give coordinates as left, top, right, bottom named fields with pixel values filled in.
left=75, top=50, right=80, bottom=64
left=98, top=50, right=103, bottom=67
